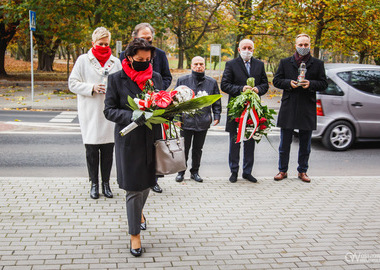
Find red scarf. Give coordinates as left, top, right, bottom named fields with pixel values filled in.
left=294, top=51, right=311, bottom=67
left=92, top=46, right=112, bottom=67
left=122, top=58, right=153, bottom=90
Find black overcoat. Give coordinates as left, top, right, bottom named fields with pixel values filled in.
left=221, top=56, right=269, bottom=133
left=273, top=56, right=328, bottom=130
left=175, top=73, right=222, bottom=131
left=104, top=70, right=163, bottom=191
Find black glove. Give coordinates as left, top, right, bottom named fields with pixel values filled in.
left=134, top=114, right=146, bottom=126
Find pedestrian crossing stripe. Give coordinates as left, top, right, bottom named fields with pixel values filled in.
left=49, top=112, right=77, bottom=123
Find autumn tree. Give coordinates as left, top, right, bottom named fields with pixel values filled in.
left=159, top=0, right=224, bottom=69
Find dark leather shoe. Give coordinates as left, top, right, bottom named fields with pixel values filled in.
left=130, top=240, right=142, bottom=257
left=242, top=174, right=257, bottom=183
left=90, top=183, right=99, bottom=199
left=151, top=184, right=163, bottom=193
left=298, top=172, right=311, bottom=183
left=274, top=172, right=287, bottom=181
left=190, top=173, right=203, bottom=182
left=175, top=172, right=184, bottom=182
left=140, top=214, right=146, bottom=230
left=229, top=172, right=238, bottom=183
left=102, top=182, right=113, bottom=198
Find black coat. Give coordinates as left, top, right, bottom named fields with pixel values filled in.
left=175, top=73, right=222, bottom=131
left=104, top=70, right=163, bottom=191
left=221, top=56, right=269, bottom=133
left=120, top=48, right=172, bottom=90
left=273, top=55, right=328, bottom=130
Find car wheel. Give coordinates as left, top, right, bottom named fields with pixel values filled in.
left=322, top=121, right=355, bottom=151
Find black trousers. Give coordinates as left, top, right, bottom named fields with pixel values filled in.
left=181, top=129, right=208, bottom=174
left=229, top=131, right=255, bottom=175
left=84, top=143, right=114, bottom=184
left=278, top=129, right=312, bottom=173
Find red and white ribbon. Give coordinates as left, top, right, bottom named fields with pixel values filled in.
left=236, top=104, right=259, bottom=143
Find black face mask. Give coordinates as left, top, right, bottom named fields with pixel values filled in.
left=131, top=59, right=150, bottom=71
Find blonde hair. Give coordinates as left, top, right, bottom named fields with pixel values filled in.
left=92, top=27, right=111, bottom=43
left=296, top=33, right=310, bottom=42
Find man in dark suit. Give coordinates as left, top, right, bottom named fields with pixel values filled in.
left=119, top=23, right=172, bottom=90
left=120, top=23, right=172, bottom=193
left=273, top=34, right=327, bottom=183
left=221, top=39, right=269, bottom=183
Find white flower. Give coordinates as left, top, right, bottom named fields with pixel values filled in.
left=195, top=91, right=208, bottom=98
left=173, top=85, right=194, bottom=103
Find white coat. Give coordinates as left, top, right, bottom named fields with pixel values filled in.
left=69, top=49, right=122, bottom=144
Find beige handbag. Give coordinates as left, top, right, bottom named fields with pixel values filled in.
left=155, top=123, right=186, bottom=175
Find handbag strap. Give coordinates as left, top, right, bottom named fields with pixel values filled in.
left=165, top=121, right=180, bottom=140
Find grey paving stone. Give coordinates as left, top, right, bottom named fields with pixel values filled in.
left=0, top=176, right=379, bottom=269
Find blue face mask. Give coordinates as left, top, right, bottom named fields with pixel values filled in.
left=296, top=47, right=310, bottom=56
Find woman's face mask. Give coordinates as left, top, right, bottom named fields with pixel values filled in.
left=131, top=59, right=150, bottom=71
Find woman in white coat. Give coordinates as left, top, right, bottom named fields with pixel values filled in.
left=69, top=27, right=122, bottom=199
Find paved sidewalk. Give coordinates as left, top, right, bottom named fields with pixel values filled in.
left=1, top=176, right=379, bottom=269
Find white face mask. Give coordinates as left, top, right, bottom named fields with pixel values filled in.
left=240, top=50, right=253, bottom=61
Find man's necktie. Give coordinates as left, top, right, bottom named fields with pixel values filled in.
left=245, top=61, right=250, bottom=74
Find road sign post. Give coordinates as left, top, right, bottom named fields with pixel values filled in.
left=210, top=44, right=221, bottom=78
left=116, top=41, right=122, bottom=58
left=29, top=11, right=36, bottom=103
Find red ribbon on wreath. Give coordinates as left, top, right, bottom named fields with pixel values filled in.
left=236, top=102, right=259, bottom=143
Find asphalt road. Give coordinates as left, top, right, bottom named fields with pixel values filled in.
left=1, top=110, right=380, bottom=178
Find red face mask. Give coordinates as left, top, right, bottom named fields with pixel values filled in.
left=92, top=45, right=112, bottom=67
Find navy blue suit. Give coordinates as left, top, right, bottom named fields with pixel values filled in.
left=221, top=56, right=269, bottom=176
left=120, top=48, right=172, bottom=90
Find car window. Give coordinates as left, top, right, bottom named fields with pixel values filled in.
left=337, top=72, right=350, bottom=83
left=341, top=70, right=380, bottom=96
left=318, top=78, right=344, bottom=96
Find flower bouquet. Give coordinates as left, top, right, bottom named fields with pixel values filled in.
left=120, top=79, right=222, bottom=136
left=227, top=77, right=276, bottom=143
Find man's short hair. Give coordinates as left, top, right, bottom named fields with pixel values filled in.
left=238, top=39, right=254, bottom=49
left=191, top=56, right=205, bottom=64
left=125, top=38, right=156, bottom=58
left=92, top=27, right=111, bottom=43
left=132, top=23, right=155, bottom=38
left=296, top=33, right=310, bottom=42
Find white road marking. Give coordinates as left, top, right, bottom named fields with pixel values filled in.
left=49, top=112, right=78, bottom=123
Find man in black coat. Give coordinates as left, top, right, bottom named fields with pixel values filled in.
left=273, top=34, right=327, bottom=183
left=174, top=56, right=222, bottom=183
left=221, top=39, right=269, bottom=183
left=119, top=23, right=172, bottom=90
left=120, top=23, right=172, bottom=193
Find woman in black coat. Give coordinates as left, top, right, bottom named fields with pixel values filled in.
left=104, top=38, right=163, bottom=257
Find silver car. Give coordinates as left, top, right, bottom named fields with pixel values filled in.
left=314, top=63, right=380, bottom=151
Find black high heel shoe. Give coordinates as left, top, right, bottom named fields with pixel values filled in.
left=130, top=240, right=142, bottom=257
left=140, top=214, right=147, bottom=230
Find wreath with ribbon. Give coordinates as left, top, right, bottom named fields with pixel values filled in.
left=227, top=78, right=277, bottom=143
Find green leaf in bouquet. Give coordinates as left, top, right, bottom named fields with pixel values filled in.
left=127, top=96, right=139, bottom=111
left=152, top=109, right=165, bottom=116
left=148, top=116, right=168, bottom=124
left=145, top=121, right=153, bottom=129
left=164, top=94, right=222, bottom=117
